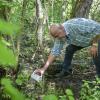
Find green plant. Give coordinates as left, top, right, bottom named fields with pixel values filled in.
left=42, top=88, right=75, bottom=100
left=66, top=89, right=75, bottom=100
left=0, top=19, right=26, bottom=100
left=1, top=78, right=25, bottom=100
left=79, top=77, right=100, bottom=100
left=43, top=94, right=58, bottom=100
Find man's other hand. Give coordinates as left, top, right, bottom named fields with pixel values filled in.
left=90, top=44, right=98, bottom=58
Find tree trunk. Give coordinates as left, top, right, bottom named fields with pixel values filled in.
left=71, top=0, right=93, bottom=18
left=36, top=0, right=44, bottom=48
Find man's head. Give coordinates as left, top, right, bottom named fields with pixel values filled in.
left=50, top=24, right=66, bottom=38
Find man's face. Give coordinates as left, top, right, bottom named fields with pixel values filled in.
left=50, top=25, right=66, bottom=38
left=54, top=29, right=65, bottom=38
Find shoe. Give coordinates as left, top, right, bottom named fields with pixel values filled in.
left=55, top=69, right=72, bottom=78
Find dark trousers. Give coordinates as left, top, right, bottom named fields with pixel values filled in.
left=63, top=41, right=100, bottom=77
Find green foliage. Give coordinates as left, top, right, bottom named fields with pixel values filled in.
left=38, top=88, right=75, bottom=100
left=59, top=95, right=66, bottom=100
left=66, top=89, right=75, bottom=100
left=90, top=0, right=100, bottom=22
left=0, top=0, right=12, bottom=7
left=1, top=78, right=25, bottom=100
left=79, top=77, right=100, bottom=100
left=9, top=0, right=22, bottom=24
left=43, top=94, right=58, bottom=100
left=48, top=0, right=67, bottom=23
left=0, top=17, right=26, bottom=100
left=0, top=41, right=16, bottom=67
left=15, top=68, right=30, bottom=85
left=10, top=0, right=35, bottom=25
left=0, top=19, right=20, bottom=35
left=0, top=19, right=20, bottom=67
left=15, top=79, right=23, bottom=86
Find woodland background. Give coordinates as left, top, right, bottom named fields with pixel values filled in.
left=0, top=0, right=100, bottom=100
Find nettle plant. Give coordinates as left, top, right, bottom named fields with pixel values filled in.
left=43, top=89, right=75, bottom=100
left=79, top=77, right=100, bottom=100
left=0, top=19, right=25, bottom=100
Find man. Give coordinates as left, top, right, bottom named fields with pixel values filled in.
left=35, top=18, right=100, bottom=78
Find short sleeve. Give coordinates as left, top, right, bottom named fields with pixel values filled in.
left=51, top=38, right=65, bottom=56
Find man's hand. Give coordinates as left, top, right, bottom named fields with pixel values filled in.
left=90, top=44, right=98, bottom=58
left=34, top=68, right=45, bottom=76
left=34, top=54, right=55, bottom=76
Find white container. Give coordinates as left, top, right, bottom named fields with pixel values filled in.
left=31, top=71, right=42, bottom=82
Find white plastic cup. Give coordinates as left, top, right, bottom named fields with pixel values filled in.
left=31, top=71, right=42, bottom=82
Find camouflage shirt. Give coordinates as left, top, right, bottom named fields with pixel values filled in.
left=51, top=18, right=100, bottom=56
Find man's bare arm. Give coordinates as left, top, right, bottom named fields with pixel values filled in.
left=34, top=54, right=55, bottom=75
left=42, top=54, right=55, bottom=71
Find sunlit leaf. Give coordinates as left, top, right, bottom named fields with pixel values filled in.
left=43, top=94, right=58, bottom=100
left=1, top=78, right=25, bottom=100
left=16, top=79, right=23, bottom=85
left=0, top=37, right=11, bottom=46
left=66, top=89, right=75, bottom=100
left=0, top=0, right=12, bottom=7
left=0, top=41, right=17, bottom=67
left=0, top=19, right=20, bottom=35
left=66, top=89, right=74, bottom=96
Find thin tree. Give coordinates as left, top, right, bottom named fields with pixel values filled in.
left=36, top=0, right=44, bottom=48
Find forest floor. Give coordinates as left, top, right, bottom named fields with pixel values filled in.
left=22, top=59, right=96, bottom=100
left=45, top=64, right=96, bottom=99
left=19, top=34, right=97, bottom=100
